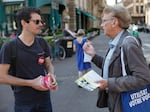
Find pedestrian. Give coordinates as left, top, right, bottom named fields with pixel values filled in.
left=83, top=5, right=150, bottom=112
left=128, top=24, right=142, bottom=46
left=0, top=7, right=57, bottom=112
left=73, top=29, right=92, bottom=79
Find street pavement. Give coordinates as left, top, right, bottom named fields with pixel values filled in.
left=0, top=32, right=149, bottom=112
left=140, top=32, right=150, bottom=64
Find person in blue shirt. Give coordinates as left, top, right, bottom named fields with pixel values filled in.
left=73, top=29, right=92, bottom=80
left=0, top=7, right=57, bottom=112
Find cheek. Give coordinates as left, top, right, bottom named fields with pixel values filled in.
left=27, top=25, right=35, bottom=30
left=104, top=27, right=112, bottom=36
left=31, top=27, right=41, bottom=34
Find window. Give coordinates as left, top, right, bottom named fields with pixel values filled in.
left=136, top=6, right=139, bottom=13
left=140, top=6, right=144, bottom=14
left=4, top=2, right=24, bottom=34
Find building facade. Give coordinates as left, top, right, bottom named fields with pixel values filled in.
left=122, top=0, right=145, bottom=25
left=0, top=0, right=106, bottom=37
left=63, top=0, right=106, bottom=31
left=144, top=0, right=150, bottom=25
left=118, top=0, right=150, bottom=26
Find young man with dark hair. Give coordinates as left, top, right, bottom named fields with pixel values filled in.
left=0, top=7, right=57, bottom=112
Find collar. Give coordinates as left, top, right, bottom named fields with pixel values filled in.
left=109, top=30, right=124, bottom=48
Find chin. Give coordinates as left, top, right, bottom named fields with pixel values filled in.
left=104, top=32, right=108, bottom=36
left=35, top=31, right=41, bottom=35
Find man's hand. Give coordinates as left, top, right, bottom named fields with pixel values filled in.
left=31, top=75, right=58, bottom=91
left=30, top=76, right=49, bottom=91
left=82, top=41, right=96, bottom=57
left=47, top=73, right=58, bottom=91
left=96, top=79, right=108, bottom=90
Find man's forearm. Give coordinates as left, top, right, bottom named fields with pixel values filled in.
left=0, top=73, right=32, bottom=87
left=92, top=54, right=104, bottom=69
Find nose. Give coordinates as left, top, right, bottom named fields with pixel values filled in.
left=99, top=21, right=103, bottom=27
left=100, top=21, right=105, bottom=26
left=39, top=22, right=44, bottom=27
left=99, top=22, right=104, bottom=29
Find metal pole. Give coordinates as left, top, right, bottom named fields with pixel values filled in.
left=115, top=0, right=118, bottom=4
left=51, top=0, right=56, bottom=60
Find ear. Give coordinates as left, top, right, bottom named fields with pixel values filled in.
left=112, top=18, right=118, bottom=27
left=111, top=20, right=115, bottom=27
left=21, top=20, right=28, bottom=27
left=111, top=21, right=114, bottom=25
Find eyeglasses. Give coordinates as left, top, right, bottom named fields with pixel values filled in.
left=28, top=19, right=44, bottom=25
left=101, top=18, right=114, bottom=24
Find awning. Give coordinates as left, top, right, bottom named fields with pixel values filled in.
left=51, top=0, right=67, bottom=6
left=28, top=0, right=50, bottom=7
left=76, top=9, right=81, bottom=14
left=82, top=11, right=97, bottom=21
left=27, top=0, right=35, bottom=7
left=36, top=0, right=50, bottom=8
left=49, top=7, right=61, bottom=30
left=76, top=9, right=97, bottom=21
left=27, top=0, right=65, bottom=30
left=0, top=2, right=7, bottom=23
left=28, top=0, right=67, bottom=7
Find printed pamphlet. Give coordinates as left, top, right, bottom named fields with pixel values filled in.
left=75, top=70, right=103, bottom=91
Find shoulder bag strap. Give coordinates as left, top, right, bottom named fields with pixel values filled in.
left=121, top=36, right=140, bottom=76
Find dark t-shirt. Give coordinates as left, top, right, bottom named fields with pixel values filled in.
left=0, top=37, right=51, bottom=104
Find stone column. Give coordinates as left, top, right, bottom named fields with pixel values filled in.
left=67, top=0, right=76, bottom=31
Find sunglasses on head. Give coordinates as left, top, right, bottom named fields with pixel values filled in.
left=28, top=19, right=44, bottom=25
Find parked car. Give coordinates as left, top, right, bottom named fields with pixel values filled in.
left=137, top=25, right=150, bottom=33
left=146, top=25, right=150, bottom=33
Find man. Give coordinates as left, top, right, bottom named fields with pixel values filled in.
left=128, top=24, right=142, bottom=46
left=0, top=7, right=57, bottom=112
left=83, top=5, right=150, bottom=112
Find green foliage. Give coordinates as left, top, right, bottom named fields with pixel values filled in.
left=87, top=28, right=100, bottom=33
left=84, top=28, right=100, bottom=34
left=0, top=37, right=10, bottom=48
left=55, top=29, right=63, bottom=35
left=43, top=36, right=55, bottom=47
left=43, top=34, right=63, bottom=48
